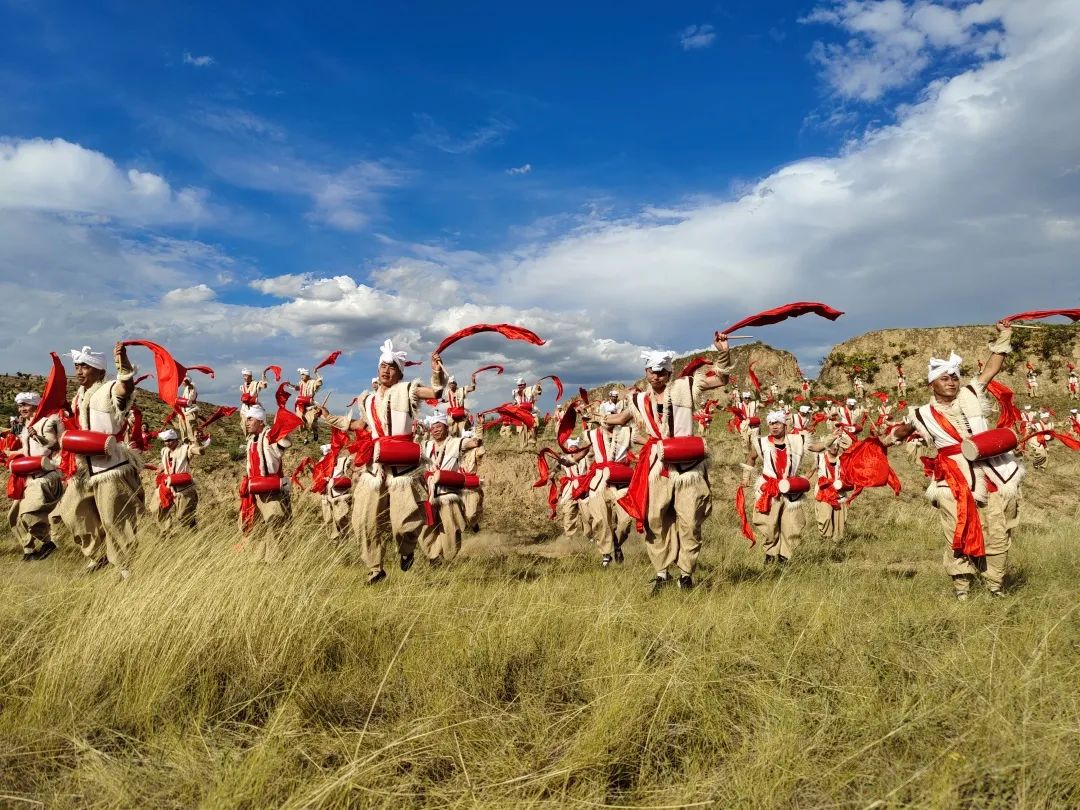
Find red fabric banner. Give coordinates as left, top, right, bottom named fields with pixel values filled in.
left=747, top=361, right=761, bottom=392
left=314, top=350, right=343, bottom=372
left=986, top=381, right=1021, bottom=430
left=264, top=365, right=282, bottom=382
left=1002, top=308, right=1080, bottom=325
left=435, top=323, right=546, bottom=355
left=735, top=485, right=755, bottom=546
left=721, top=301, right=844, bottom=334
left=268, top=383, right=304, bottom=443
left=33, top=352, right=69, bottom=425
left=121, top=340, right=189, bottom=408
left=535, top=375, right=564, bottom=401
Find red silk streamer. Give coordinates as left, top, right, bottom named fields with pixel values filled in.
left=536, top=375, right=564, bottom=401
left=870, top=391, right=889, bottom=404
left=32, top=353, right=69, bottom=425
left=1019, top=429, right=1080, bottom=451
left=312, top=428, right=349, bottom=494
left=533, top=449, right=562, bottom=518
left=435, top=323, right=546, bottom=355
left=735, top=485, right=755, bottom=546
left=268, top=383, right=305, bottom=443
left=578, top=387, right=589, bottom=404
left=198, top=406, right=239, bottom=431
left=264, top=365, right=282, bottom=382
left=721, top=301, right=844, bottom=335
left=1003, top=308, right=1080, bottom=325
left=314, top=350, right=343, bottom=373
left=617, top=439, right=658, bottom=534
left=840, top=438, right=902, bottom=498
left=495, top=404, right=536, bottom=429
left=290, top=457, right=314, bottom=492
left=128, top=405, right=149, bottom=451
left=986, top=381, right=1021, bottom=430
left=120, top=340, right=191, bottom=408
left=187, top=365, right=215, bottom=379
left=747, top=361, right=761, bottom=392
left=403, top=360, right=423, bottom=368
left=472, top=364, right=504, bottom=378
left=557, top=405, right=577, bottom=452
left=134, top=373, right=152, bottom=387
left=679, top=358, right=710, bottom=379
left=155, top=472, right=175, bottom=511
left=349, top=427, right=375, bottom=467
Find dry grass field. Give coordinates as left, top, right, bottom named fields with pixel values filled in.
left=2, top=381, right=1080, bottom=808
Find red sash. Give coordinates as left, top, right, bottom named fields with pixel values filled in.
left=928, top=407, right=985, bottom=557
left=754, top=444, right=787, bottom=513
left=239, top=440, right=261, bottom=533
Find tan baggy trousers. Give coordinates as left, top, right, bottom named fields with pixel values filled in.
left=588, top=485, right=633, bottom=556
left=930, top=483, right=1019, bottom=595
left=156, top=486, right=198, bottom=533
left=462, top=487, right=483, bottom=530
left=352, top=471, right=426, bottom=575
left=321, top=488, right=352, bottom=543
left=644, top=469, right=711, bottom=576
left=814, top=497, right=847, bottom=541
left=7, top=471, right=62, bottom=554
left=241, top=492, right=291, bottom=563
left=561, top=498, right=587, bottom=537
left=420, top=493, right=467, bottom=563
left=57, top=465, right=143, bottom=570
left=752, top=494, right=806, bottom=561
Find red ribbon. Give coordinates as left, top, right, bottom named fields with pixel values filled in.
left=314, top=350, right=343, bottom=372
left=435, top=323, right=546, bottom=355
left=721, top=301, right=844, bottom=334
left=734, top=485, right=755, bottom=546
left=1002, top=308, right=1080, bottom=325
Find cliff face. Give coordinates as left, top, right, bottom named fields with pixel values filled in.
left=817, top=324, right=1080, bottom=394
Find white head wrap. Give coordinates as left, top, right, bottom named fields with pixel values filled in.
left=14, top=392, right=41, bottom=406
left=298, top=368, right=309, bottom=376
left=461, top=429, right=474, bottom=439
left=428, top=410, right=449, bottom=426
left=1024, top=404, right=1032, bottom=410
left=766, top=410, right=786, bottom=425
left=640, top=349, right=675, bottom=372
left=846, top=398, right=857, bottom=406
left=70, top=346, right=106, bottom=370
left=320, top=444, right=332, bottom=456
left=371, top=377, right=378, bottom=385
left=798, top=405, right=811, bottom=414
left=515, top=377, right=525, bottom=385
left=1071, top=408, right=1078, bottom=414
left=241, top=368, right=252, bottom=376
left=158, top=429, right=179, bottom=442
left=609, top=390, right=618, bottom=398
left=927, top=352, right=962, bottom=383
left=566, top=438, right=581, bottom=449
left=246, top=404, right=267, bottom=422
left=742, top=391, right=752, bottom=399
left=1040, top=412, right=1050, bottom=419
left=379, top=339, right=407, bottom=371
left=448, top=376, right=456, bottom=384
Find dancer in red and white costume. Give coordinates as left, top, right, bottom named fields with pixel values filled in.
left=4, top=391, right=64, bottom=561
left=441, top=376, right=476, bottom=437
left=886, top=323, right=1022, bottom=600
left=420, top=411, right=483, bottom=565
left=578, top=407, right=635, bottom=567
left=512, top=378, right=542, bottom=449
left=896, top=366, right=907, bottom=398
left=318, top=441, right=354, bottom=545
left=1067, top=368, right=1078, bottom=400
left=238, top=368, right=268, bottom=428
left=239, top=405, right=293, bottom=562
left=1026, top=411, right=1053, bottom=470
left=155, top=428, right=201, bottom=533
left=294, top=368, right=323, bottom=444
left=605, top=334, right=732, bottom=592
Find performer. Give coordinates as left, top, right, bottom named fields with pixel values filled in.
left=4, top=391, right=64, bottom=560
left=886, top=323, right=1022, bottom=600
left=557, top=437, right=591, bottom=539
left=742, top=411, right=841, bottom=563
left=239, top=404, right=293, bottom=562
left=813, top=432, right=854, bottom=542
left=1070, top=408, right=1080, bottom=436
left=176, top=376, right=199, bottom=443
left=154, top=428, right=200, bottom=532
left=1019, top=404, right=1035, bottom=428
left=1026, top=411, right=1052, bottom=470
left=1068, top=368, right=1078, bottom=400
left=738, top=391, right=760, bottom=443
left=317, top=339, right=446, bottom=584
left=791, top=404, right=813, bottom=435
left=420, top=412, right=483, bottom=564
left=769, top=381, right=781, bottom=402
left=318, top=441, right=354, bottom=546
left=239, top=368, right=268, bottom=428
left=442, top=376, right=475, bottom=437
left=896, top=366, right=907, bottom=397
left=853, top=374, right=865, bottom=400
left=579, top=407, right=635, bottom=567
left=605, top=333, right=733, bottom=591
left=459, top=428, right=485, bottom=531
left=1025, top=365, right=1038, bottom=399
left=512, top=378, right=542, bottom=450
left=832, top=397, right=865, bottom=437
left=56, top=344, right=143, bottom=577
left=800, top=377, right=811, bottom=399
left=600, top=389, right=625, bottom=416
left=294, top=368, right=323, bottom=444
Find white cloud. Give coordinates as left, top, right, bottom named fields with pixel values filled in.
left=162, top=284, right=216, bottom=306
left=506, top=163, right=532, bottom=176
left=414, top=114, right=513, bottom=154
left=680, top=23, right=716, bottom=50
left=0, top=138, right=206, bottom=223
left=182, top=52, right=215, bottom=67
left=801, top=0, right=1004, bottom=101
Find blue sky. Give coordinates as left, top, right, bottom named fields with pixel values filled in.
left=1, top=0, right=1078, bottom=411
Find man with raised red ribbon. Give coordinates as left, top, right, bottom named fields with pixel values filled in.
left=238, top=403, right=296, bottom=562
left=317, top=338, right=447, bottom=585
left=605, top=333, right=733, bottom=592
left=154, top=428, right=201, bottom=533
left=419, top=411, right=483, bottom=565
left=886, top=323, right=1023, bottom=600
left=238, top=367, right=268, bottom=428
left=512, top=377, right=542, bottom=450
left=294, top=368, right=323, bottom=444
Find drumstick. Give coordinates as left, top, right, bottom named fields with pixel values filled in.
left=726, top=334, right=755, bottom=340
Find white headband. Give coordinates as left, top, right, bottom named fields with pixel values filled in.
left=14, top=392, right=41, bottom=406
left=798, top=405, right=810, bottom=413
left=515, top=377, right=525, bottom=385
left=846, top=398, right=857, bottom=406
left=640, top=349, right=675, bottom=372
left=928, top=352, right=962, bottom=383
left=320, top=444, right=332, bottom=456
left=298, top=368, right=309, bottom=376
left=1040, top=412, right=1050, bottom=418
left=246, top=404, right=267, bottom=422
left=766, top=410, right=786, bottom=424
left=742, top=391, right=752, bottom=398
left=566, top=438, right=580, bottom=449
left=371, top=377, right=378, bottom=384
left=379, top=339, right=407, bottom=371
left=428, top=410, right=449, bottom=426
left=158, top=429, right=179, bottom=441
left=461, top=429, right=474, bottom=439
left=241, top=368, right=252, bottom=375
left=70, top=345, right=106, bottom=370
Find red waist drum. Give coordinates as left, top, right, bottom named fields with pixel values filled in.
left=295, top=396, right=313, bottom=409
left=374, top=439, right=421, bottom=466
left=658, top=437, right=707, bottom=464
left=332, top=476, right=352, bottom=490
left=248, top=475, right=283, bottom=494
left=432, top=470, right=480, bottom=489
left=175, top=397, right=189, bottom=408
left=448, top=407, right=468, bottom=421
left=61, top=430, right=115, bottom=456
left=778, top=476, right=811, bottom=495
left=10, top=456, right=45, bottom=476
left=961, top=428, right=1018, bottom=461
left=602, top=463, right=634, bottom=486
left=168, top=472, right=194, bottom=488
left=747, top=417, right=761, bottom=428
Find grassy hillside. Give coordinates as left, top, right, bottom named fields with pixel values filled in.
left=2, top=369, right=1080, bottom=806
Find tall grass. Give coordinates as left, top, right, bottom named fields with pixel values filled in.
left=1, top=429, right=1079, bottom=808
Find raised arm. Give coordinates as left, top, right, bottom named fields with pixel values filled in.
left=695, top=333, right=734, bottom=393
left=113, top=342, right=134, bottom=400
left=977, top=321, right=1012, bottom=386
left=414, top=352, right=448, bottom=401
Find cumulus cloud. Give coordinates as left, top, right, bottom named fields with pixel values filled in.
left=680, top=23, right=716, bottom=50
left=182, top=52, right=215, bottom=67
left=162, top=284, right=216, bottom=305
left=0, top=138, right=206, bottom=223
left=506, top=163, right=532, bottom=176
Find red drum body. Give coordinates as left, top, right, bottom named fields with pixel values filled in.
left=248, top=475, right=283, bottom=494
left=61, top=430, right=115, bottom=456
left=603, top=463, right=634, bottom=486
left=433, top=470, right=480, bottom=489
left=241, top=393, right=257, bottom=405
left=448, top=406, right=468, bottom=422
left=961, top=428, right=1018, bottom=462
left=175, top=397, right=189, bottom=408
left=779, top=476, right=811, bottom=495
left=168, top=473, right=194, bottom=488
left=747, top=417, right=761, bottom=428
left=10, top=456, right=45, bottom=476
left=658, top=436, right=707, bottom=464
left=295, top=396, right=313, bottom=409
left=332, top=476, right=352, bottom=490
left=374, top=439, right=422, bottom=466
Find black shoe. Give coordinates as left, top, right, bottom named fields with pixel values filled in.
left=613, top=548, right=624, bottom=564
left=650, top=573, right=670, bottom=595
left=471, top=524, right=481, bottom=533
left=601, top=554, right=613, bottom=567
left=86, top=556, right=109, bottom=573
left=400, top=552, right=415, bottom=572
left=678, top=574, right=694, bottom=590
left=32, top=540, right=57, bottom=561
left=22, top=552, right=34, bottom=563
left=367, top=569, right=387, bottom=585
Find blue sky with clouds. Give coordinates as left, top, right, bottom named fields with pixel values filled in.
left=1, top=0, right=1078, bottom=411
